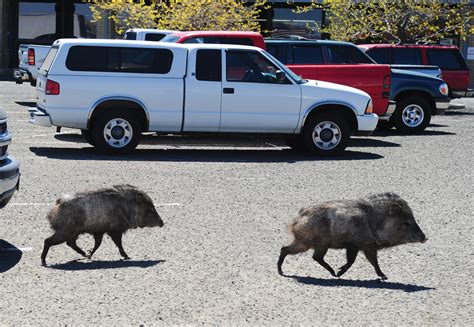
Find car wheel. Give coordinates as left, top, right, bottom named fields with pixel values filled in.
left=391, top=96, right=432, bottom=134
left=81, top=129, right=95, bottom=146
left=92, top=111, right=142, bottom=154
left=283, top=135, right=305, bottom=151
left=302, top=112, right=350, bottom=156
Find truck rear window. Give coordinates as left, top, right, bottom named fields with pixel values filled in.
left=427, top=49, right=468, bottom=70
left=66, top=46, right=173, bottom=74
left=40, top=46, right=59, bottom=73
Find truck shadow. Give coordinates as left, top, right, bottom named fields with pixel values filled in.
left=30, top=146, right=383, bottom=162
left=48, top=259, right=164, bottom=271
left=286, top=275, right=434, bottom=293
left=372, top=129, right=455, bottom=137
left=0, top=240, right=23, bottom=273
left=444, top=110, right=474, bottom=116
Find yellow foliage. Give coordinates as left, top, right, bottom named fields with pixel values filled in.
left=289, top=0, right=473, bottom=43
left=92, top=0, right=267, bottom=35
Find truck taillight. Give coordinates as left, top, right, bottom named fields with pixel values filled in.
left=45, top=79, right=60, bottom=95
left=28, top=48, right=35, bottom=66
left=382, top=74, right=391, bottom=98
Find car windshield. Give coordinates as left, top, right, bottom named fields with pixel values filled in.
left=262, top=50, right=308, bottom=84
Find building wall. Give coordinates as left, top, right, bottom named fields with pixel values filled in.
left=0, top=0, right=10, bottom=74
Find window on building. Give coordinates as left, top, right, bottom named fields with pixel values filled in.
left=196, top=50, right=222, bottom=82
left=74, top=3, right=98, bottom=38
left=18, top=2, right=56, bottom=40
left=270, top=8, right=323, bottom=39
left=392, top=48, right=422, bottom=65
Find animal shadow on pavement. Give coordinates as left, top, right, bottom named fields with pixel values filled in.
left=49, top=259, right=164, bottom=271
left=287, top=275, right=434, bottom=293
left=0, top=240, right=23, bottom=273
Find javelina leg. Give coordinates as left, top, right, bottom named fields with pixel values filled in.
left=363, top=248, right=387, bottom=280
left=312, top=246, right=336, bottom=277
left=278, top=241, right=309, bottom=275
left=87, top=233, right=104, bottom=259
left=66, top=236, right=87, bottom=257
left=41, top=232, right=69, bottom=266
left=336, top=246, right=359, bottom=277
left=108, top=232, right=130, bottom=260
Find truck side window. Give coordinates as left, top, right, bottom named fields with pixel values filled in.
left=290, top=45, right=323, bottom=64
left=327, top=45, right=373, bottom=64
left=427, top=49, right=467, bottom=70
left=196, top=49, right=222, bottom=81
left=226, top=50, right=288, bottom=84
left=393, top=48, right=422, bottom=64
left=365, top=48, right=390, bottom=64
left=145, top=33, right=166, bottom=41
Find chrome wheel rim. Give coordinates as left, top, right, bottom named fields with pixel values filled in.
left=312, top=121, right=341, bottom=150
left=103, top=118, right=133, bottom=148
left=402, top=104, right=424, bottom=128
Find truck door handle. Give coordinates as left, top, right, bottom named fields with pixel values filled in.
left=223, top=88, right=234, bottom=94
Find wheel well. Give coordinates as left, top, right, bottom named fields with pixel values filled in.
left=395, top=90, right=435, bottom=113
left=304, top=104, right=358, bottom=133
left=89, top=100, right=149, bottom=130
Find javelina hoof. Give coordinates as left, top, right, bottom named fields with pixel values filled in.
left=41, top=260, right=47, bottom=267
left=379, top=274, right=388, bottom=281
left=123, top=255, right=131, bottom=260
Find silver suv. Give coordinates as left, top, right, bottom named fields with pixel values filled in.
left=0, top=106, right=20, bottom=208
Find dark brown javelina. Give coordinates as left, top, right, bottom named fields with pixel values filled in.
left=278, top=192, right=427, bottom=280
left=41, top=184, right=164, bottom=266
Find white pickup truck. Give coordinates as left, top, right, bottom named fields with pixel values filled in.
left=29, top=39, right=378, bottom=155
left=14, top=44, right=51, bottom=86
left=124, top=28, right=177, bottom=41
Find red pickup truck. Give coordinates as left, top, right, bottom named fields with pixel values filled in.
left=161, top=32, right=395, bottom=120
left=359, top=44, right=473, bottom=98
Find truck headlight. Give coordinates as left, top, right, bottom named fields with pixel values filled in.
left=365, top=99, right=373, bottom=114
left=439, top=83, right=449, bottom=96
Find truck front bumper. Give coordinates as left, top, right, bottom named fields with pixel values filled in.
left=451, top=89, right=474, bottom=98
left=13, top=69, right=31, bottom=84
left=378, top=101, right=396, bottom=121
left=435, top=98, right=450, bottom=115
left=0, top=156, right=20, bottom=209
left=356, top=113, right=379, bottom=136
left=29, top=107, right=52, bottom=127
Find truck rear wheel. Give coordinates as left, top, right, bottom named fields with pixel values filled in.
left=92, top=111, right=142, bottom=154
left=391, top=96, right=432, bottom=134
left=302, top=112, right=350, bottom=156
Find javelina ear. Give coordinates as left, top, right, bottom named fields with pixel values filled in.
left=389, top=202, right=402, bottom=215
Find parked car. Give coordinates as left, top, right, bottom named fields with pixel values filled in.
left=123, top=28, right=178, bottom=41
left=359, top=44, right=473, bottom=98
left=14, top=44, right=50, bottom=86
left=265, top=39, right=450, bottom=134
left=160, top=31, right=266, bottom=49
left=0, top=106, right=20, bottom=208
left=29, top=39, right=378, bottom=156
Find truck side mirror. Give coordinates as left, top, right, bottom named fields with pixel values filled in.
left=275, top=70, right=287, bottom=83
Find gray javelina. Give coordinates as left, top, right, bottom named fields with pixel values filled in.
left=278, top=192, right=427, bottom=280
left=41, top=184, right=164, bottom=266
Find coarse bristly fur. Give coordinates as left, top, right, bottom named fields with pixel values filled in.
left=41, top=184, right=164, bottom=266
left=278, top=192, right=427, bottom=280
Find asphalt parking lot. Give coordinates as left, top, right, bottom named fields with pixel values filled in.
left=0, top=80, right=473, bottom=325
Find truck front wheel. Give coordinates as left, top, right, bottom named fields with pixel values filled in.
left=391, top=96, right=432, bottom=134
left=303, top=112, right=350, bottom=156
left=92, top=111, right=142, bottom=154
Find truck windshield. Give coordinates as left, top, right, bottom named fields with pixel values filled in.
left=39, top=46, right=59, bottom=74
left=263, top=50, right=307, bottom=84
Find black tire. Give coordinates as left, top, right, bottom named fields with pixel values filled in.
left=390, top=96, right=432, bottom=134
left=81, top=129, right=95, bottom=146
left=283, top=135, right=305, bottom=151
left=302, top=111, right=350, bottom=156
left=91, top=110, right=142, bottom=154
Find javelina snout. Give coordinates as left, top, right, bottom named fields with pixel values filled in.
left=278, top=192, right=427, bottom=280
left=41, top=184, right=164, bottom=266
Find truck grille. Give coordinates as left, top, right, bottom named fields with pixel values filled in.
left=0, top=122, right=7, bottom=135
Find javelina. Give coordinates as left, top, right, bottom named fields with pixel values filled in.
left=278, top=192, right=427, bottom=280
left=41, top=184, right=164, bottom=266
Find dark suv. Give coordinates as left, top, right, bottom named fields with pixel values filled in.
left=359, top=44, right=472, bottom=98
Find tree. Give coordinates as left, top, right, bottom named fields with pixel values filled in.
left=91, top=0, right=267, bottom=36
left=290, top=0, right=474, bottom=44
